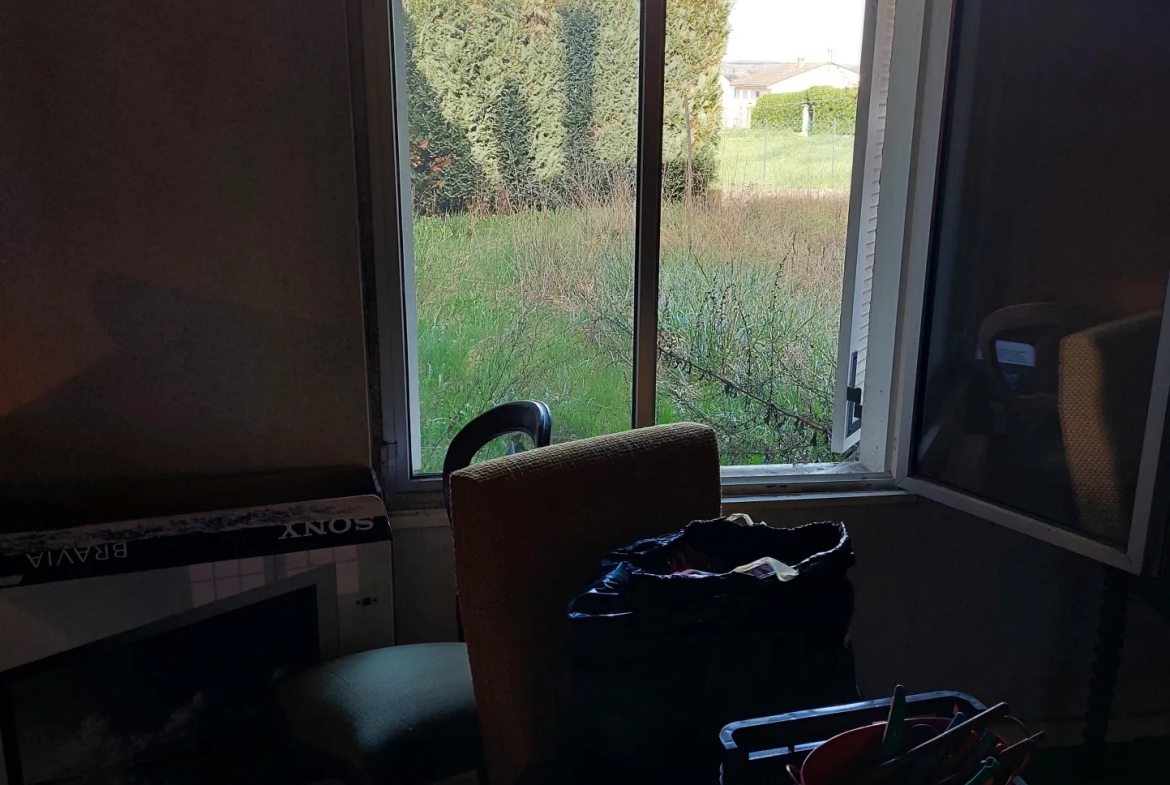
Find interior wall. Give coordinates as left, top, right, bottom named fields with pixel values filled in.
left=2, top=501, right=1166, bottom=739
left=392, top=499, right=1170, bottom=732
left=0, top=0, right=370, bottom=500
left=3, top=0, right=1169, bottom=751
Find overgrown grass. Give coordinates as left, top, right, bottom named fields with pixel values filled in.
left=654, top=194, right=845, bottom=464
left=413, top=134, right=850, bottom=471
left=717, top=128, right=855, bottom=191
left=414, top=210, right=633, bottom=470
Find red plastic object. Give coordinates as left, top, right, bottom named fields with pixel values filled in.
left=798, top=718, right=952, bottom=785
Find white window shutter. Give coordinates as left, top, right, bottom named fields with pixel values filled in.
left=833, top=0, right=896, bottom=454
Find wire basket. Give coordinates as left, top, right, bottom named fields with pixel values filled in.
left=720, top=691, right=1029, bottom=785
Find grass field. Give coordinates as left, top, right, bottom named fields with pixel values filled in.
left=718, top=128, right=855, bottom=191
left=414, top=128, right=852, bottom=471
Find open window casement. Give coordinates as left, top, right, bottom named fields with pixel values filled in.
left=834, top=0, right=896, bottom=454
left=887, top=0, right=1170, bottom=575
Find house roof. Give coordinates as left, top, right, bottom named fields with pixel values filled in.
left=727, top=61, right=860, bottom=90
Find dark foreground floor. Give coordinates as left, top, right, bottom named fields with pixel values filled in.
left=1026, top=737, right=1170, bottom=784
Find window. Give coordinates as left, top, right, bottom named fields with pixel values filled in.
left=370, top=0, right=883, bottom=478
left=363, top=0, right=1170, bottom=575
left=910, top=0, right=1169, bottom=546
left=887, top=0, right=1170, bottom=572
left=833, top=0, right=896, bottom=454
left=393, top=0, right=640, bottom=473
left=655, top=1, right=875, bottom=466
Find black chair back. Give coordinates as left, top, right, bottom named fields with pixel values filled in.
left=442, top=400, right=553, bottom=519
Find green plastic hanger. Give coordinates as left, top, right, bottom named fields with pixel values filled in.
left=879, top=684, right=907, bottom=762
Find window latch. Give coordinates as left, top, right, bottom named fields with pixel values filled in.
left=846, top=352, right=863, bottom=428
left=847, top=388, right=863, bottom=421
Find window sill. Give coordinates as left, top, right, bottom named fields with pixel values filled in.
left=387, top=460, right=889, bottom=507
left=386, top=465, right=913, bottom=530
left=721, top=463, right=912, bottom=511
left=721, top=461, right=893, bottom=496
left=722, top=488, right=915, bottom=512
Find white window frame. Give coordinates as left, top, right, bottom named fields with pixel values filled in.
left=360, top=0, right=925, bottom=507
left=358, top=0, right=1170, bottom=572
left=833, top=0, right=896, bottom=455
left=877, top=0, right=1170, bottom=574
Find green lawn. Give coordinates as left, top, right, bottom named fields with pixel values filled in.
left=412, top=133, right=851, bottom=471
left=413, top=210, right=634, bottom=470
left=716, top=128, right=855, bottom=192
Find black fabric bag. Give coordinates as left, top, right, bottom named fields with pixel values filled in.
left=559, top=516, right=856, bottom=784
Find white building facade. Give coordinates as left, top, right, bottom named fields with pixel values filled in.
left=721, top=62, right=861, bottom=128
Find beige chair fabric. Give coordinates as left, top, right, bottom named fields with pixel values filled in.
left=448, top=422, right=721, bottom=785
left=1058, top=311, right=1161, bottom=545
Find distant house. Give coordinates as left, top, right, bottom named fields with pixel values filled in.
left=721, top=61, right=861, bottom=129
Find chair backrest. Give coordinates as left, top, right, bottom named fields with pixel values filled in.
left=448, top=423, right=721, bottom=785
left=977, top=302, right=1096, bottom=409
left=1059, top=311, right=1161, bottom=544
left=442, top=401, right=553, bottom=518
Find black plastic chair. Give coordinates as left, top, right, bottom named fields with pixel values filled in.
left=442, top=400, right=553, bottom=519
left=275, top=401, right=551, bottom=785
left=442, top=400, right=552, bottom=649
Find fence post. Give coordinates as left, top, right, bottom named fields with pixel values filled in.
left=761, top=120, right=768, bottom=190
left=831, top=118, right=837, bottom=188
left=684, top=96, right=694, bottom=206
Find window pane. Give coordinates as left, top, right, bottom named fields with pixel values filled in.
left=657, top=0, right=864, bottom=465
left=399, top=0, right=639, bottom=473
left=467, top=433, right=537, bottom=466
left=914, top=0, right=1170, bottom=546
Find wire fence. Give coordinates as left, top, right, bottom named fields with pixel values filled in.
left=716, top=98, right=857, bottom=194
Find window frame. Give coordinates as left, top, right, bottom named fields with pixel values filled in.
left=883, top=0, right=1170, bottom=574
left=361, top=0, right=1170, bottom=575
left=360, top=0, right=923, bottom=507
left=361, top=0, right=437, bottom=506
left=632, top=0, right=668, bottom=428
left=832, top=0, right=896, bottom=454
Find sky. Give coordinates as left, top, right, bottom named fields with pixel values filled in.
left=725, top=0, right=865, bottom=64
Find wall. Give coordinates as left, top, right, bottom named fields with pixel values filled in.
left=720, top=76, right=748, bottom=129
left=390, top=499, right=1170, bottom=737
left=3, top=498, right=1167, bottom=741
left=3, top=0, right=1170, bottom=756
left=768, top=64, right=861, bottom=95
left=0, top=0, right=371, bottom=503
left=0, top=3, right=380, bottom=775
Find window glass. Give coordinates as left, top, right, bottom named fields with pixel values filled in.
left=467, top=433, right=537, bottom=466
left=401, top=0, right=638, bottom=472
left=657, top=0, right=864, bottom=465
left=914, top=0, right=1170, bottom=545
left=399, top=0, right=869, bottom=473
